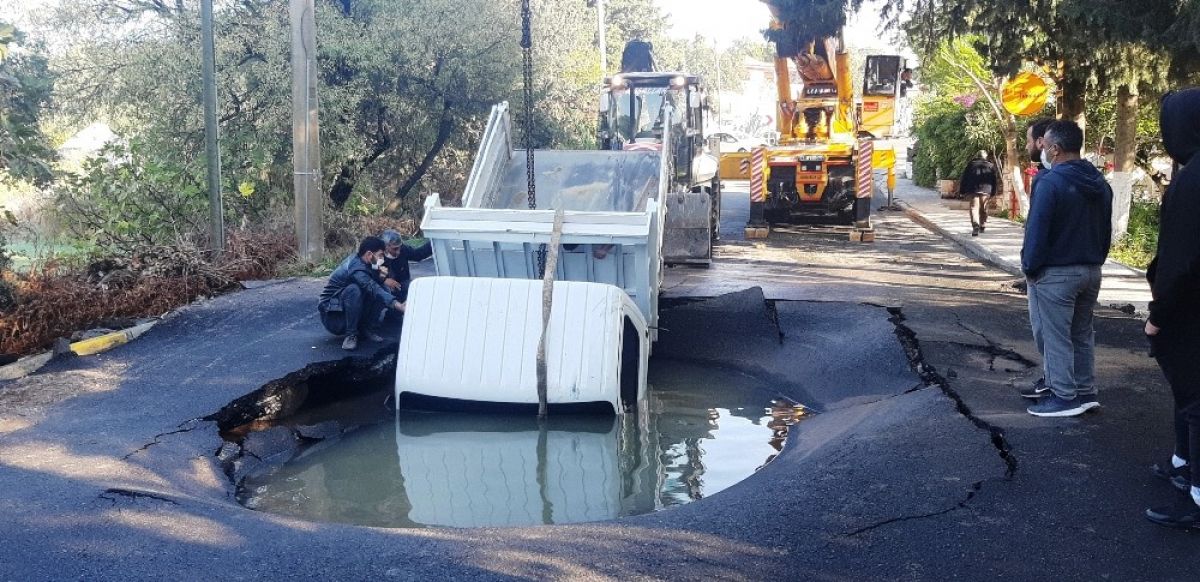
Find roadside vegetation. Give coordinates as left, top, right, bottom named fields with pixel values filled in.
left=0, top=1, right=767, bottom=358
left=895, top=0, right=1199, bottom=268
left=1109, top=199, right=1161, bottom=270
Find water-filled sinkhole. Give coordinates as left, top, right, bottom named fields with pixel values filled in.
left=226, top=359, right=806, bottom=529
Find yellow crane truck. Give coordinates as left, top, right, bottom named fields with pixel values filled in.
left=721, top=1, right=907, bottom=232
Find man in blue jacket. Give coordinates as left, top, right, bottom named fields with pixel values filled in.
left=1021, top=120, right=1113, bottom=418
left=318, top=236, right=406, bottom=350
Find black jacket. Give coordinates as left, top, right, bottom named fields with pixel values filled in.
left=1147, top=88, right=1200, bottom=329
left=318, top=253, right=395, bottom=310
left=381, top=240, right=433, bottom=302
left=1021, top=160, right=1113, bottom=277
left=958, top=158, right=1001, bottom=196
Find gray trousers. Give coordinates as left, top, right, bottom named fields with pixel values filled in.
left=967, top=193, right=990, bottom=228
left=1027, top=264, right=1102, bottom=399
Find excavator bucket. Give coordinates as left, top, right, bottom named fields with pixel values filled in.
left=662, top=190, right=714, bottom=265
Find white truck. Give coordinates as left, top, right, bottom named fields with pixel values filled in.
left=395, top=102, right=672, bottom=414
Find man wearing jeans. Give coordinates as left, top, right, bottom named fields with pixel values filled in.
left=1022, top=120, right=1113, bottom=417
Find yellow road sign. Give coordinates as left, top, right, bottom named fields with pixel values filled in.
left=1002, top=72, right=1050, bottom=116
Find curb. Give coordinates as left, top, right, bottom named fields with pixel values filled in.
left=0, top=321, right=157, bottom=382
left=896, top=200, right=1022, bottom=277
left=898, top=198, right=1151, bottom=317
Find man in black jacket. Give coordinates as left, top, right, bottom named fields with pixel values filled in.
left=1144, top=87, right=1200, bottom=529
left=958, top=150, right=1001, bottom=236
left=379, top=229, right=433, bottom=304
left=318, top=236, right=406, bottom=350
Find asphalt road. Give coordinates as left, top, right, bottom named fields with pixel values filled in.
left=1, top=185, right=1197, bottom=581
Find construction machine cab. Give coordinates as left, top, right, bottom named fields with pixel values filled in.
left=598, top=40, right=721, bottom=265
left=858, top=55, right=909, bottom=139
left=599, top=73, right=706, bottom=188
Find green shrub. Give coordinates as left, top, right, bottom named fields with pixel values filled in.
left=1110, top=199, right=1160, bottom=269
left=912, top=98, right=1004, bottom=188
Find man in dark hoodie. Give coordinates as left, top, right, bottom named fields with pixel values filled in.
left=1022, top=120, right=1113, bottom=418
left=1144, top=87, right=1200, bottom=530
left=957, top=150, right=1001, bottom=236
left=318, top=236, right=406, bottom=351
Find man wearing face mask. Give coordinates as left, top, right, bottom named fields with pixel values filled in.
left=318, top=236, right=406, bottom=351
left=1022, top=120, right=1113, bottom=417
left=1016, top=116, right=1058, bottom=401
left=1027, top=118, right=1054, bottom=188
left=378, top=229, right=433, bottom=304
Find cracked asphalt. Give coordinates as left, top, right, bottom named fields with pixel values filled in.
left=1, top=184, right=1198, bottom=580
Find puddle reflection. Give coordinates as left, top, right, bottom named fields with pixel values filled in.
left=240, top=362, right=805, bottom=528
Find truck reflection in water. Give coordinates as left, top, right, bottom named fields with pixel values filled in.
left=239, top=362, right=806, bottom=528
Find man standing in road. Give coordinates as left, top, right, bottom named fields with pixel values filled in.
left=957, top=150, right=1001, bottom=236
left=318, top=236, right=406, bottom=351
left=1022, top=120, right=1113, bottom=417
left=1143, top=87, right=1200, bottom=529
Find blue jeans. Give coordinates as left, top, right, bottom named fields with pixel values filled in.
left=1027, top=264, right=1102, bottom=399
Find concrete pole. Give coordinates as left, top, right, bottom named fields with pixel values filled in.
left=597, top=0, right=607, bottom=75
left=200, top=0, right=224, bottom=253
left=714, top=40, right=722, bottom=129
left=291, top=0, right=324, bottom=260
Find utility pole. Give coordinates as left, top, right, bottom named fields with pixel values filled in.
left=596, top=0, right=607, bottom=75
left=714, top=40, right=723, bottom=129
left=290, top=0, right=324, bottom=260
left=200, top=0, right=224, bottom=253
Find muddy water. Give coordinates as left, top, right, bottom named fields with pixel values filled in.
left=238, top=360, right=805, bottom=528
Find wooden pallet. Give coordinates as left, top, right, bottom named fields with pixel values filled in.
left=744, top=226, right=770, bottom=240
left=849, top=228, right=876, bottom=242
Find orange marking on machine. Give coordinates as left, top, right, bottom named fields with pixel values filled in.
left=856, top=140, right=874, bottom=199
left=750, top=147, right=767, bottom=203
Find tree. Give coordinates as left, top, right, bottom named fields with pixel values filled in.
left=0, top=21, right=55, bottom=187
left=31, top=0, right=684, bottom=258
left=763, top=0, right=865, bottom=54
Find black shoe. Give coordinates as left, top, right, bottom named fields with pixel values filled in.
left=1146, top=497, right=1200, bottom=530
left=1152, top=462, right=1191, bottom=492
left=1019, top=377, right=1049, bottom=399
left=979, top=226, right=986, bottom=233
left=971, top=226, right=980, bottom=237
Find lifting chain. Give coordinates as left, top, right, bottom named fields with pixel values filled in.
left=520, top=0, right=549, bottom=277
left=519, top=0, right=547, bottom=277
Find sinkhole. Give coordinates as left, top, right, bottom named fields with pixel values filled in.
left=214, top=353, right=807, bottom=529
